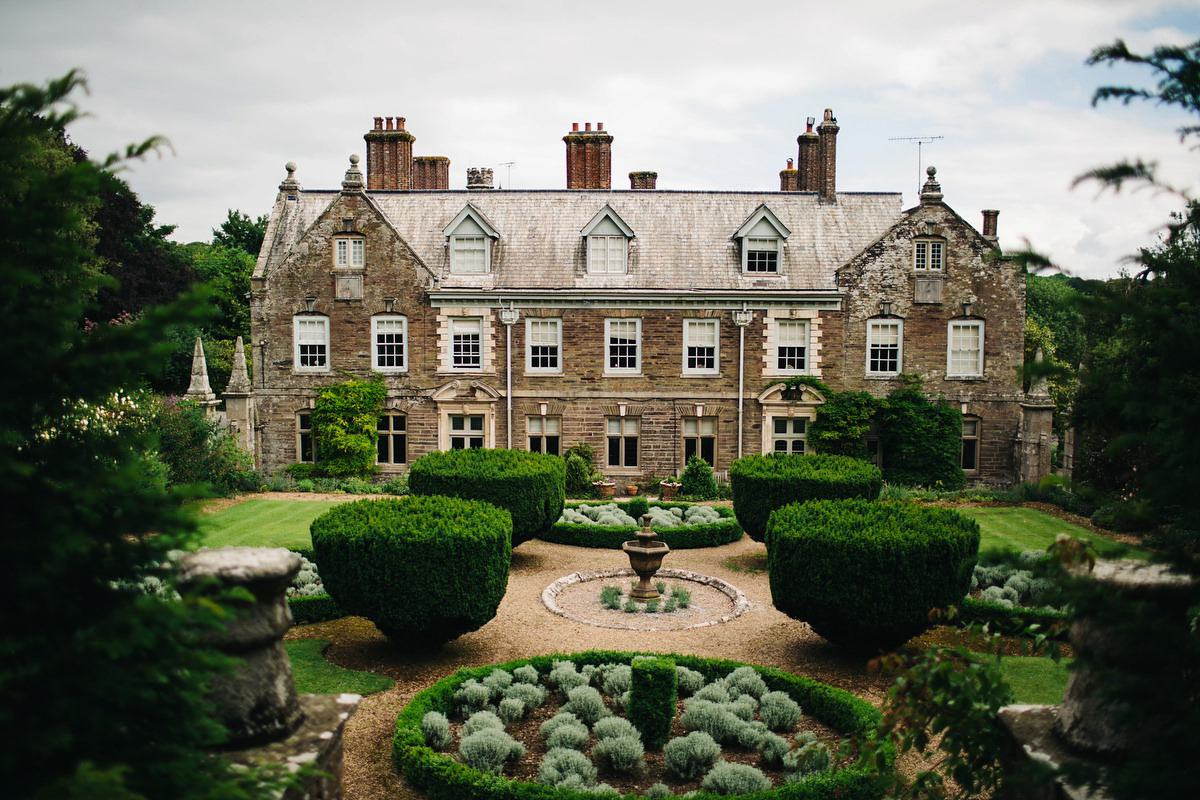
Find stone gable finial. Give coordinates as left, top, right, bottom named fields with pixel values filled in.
left=224, top=336, right=252, bottom=395
left=342, top=153, right=364, bottom=193
left=279, top=161, right=300, bottom=194
left=920, top=165, right=943, bottom=204
left=185, top=336, right=217, bottom=405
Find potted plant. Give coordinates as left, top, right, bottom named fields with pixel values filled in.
left=659, top=475, right=681, bottom=500
left=590, top=472, right=615, bottom=499
left=625, top=483, right=640, bottom=496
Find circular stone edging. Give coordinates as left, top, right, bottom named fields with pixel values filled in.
left=541, top=567, right=751, bottom=631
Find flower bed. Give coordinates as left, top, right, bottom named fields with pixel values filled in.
left=392, top=650, right=889, bottom=800
left=541, top=503, right=743, bottom=549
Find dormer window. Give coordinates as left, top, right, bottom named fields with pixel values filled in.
left=735, top=204, right=789, bottom=274
left=444, top=204, right=499, bottom=274
left=582, top=205, right=634, bottom=275
left=334, top=236, right=364, bottom=268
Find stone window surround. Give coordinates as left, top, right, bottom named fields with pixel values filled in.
left=763, top=309, right=820, bottom=377
left=293, top=315, right=330, bottom=373
left=866, top=317, right=903, bottom=377
left=333, top=235, right=365, bottom=268
left=525, top=317, right=562, bottom=373
left=604, top=317, right=641, bottom=375
left=437, top=309, right=496, bottom=374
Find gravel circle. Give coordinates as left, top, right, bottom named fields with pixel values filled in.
left=543, top=567, right=749, bottom=630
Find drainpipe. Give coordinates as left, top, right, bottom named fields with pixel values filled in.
left=499, top=305, right=520, bottom=449
left=732, top=308, right=753, bottom=460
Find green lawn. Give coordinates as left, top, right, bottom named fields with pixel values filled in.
left=284, top=638, right=393, bottom=695
left=996, top=655, right=1073, bottom=705
left=196, top=499, right=345, bottom=550
left=956, top=506, right=1140, bottom=559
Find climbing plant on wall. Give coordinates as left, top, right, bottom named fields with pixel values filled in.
left=311, top=377, right=387, bottom=477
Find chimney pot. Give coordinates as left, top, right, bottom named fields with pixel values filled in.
left=787, top=158, right=794, bottom=168
left=585, top=122, right=592, bottom=131
left=374, top=117, right=383, bottom=130
left=572, top=122, right=579, bottom=132
left=597, top=122, right=604, bottom=131
left=397, top=117, right=405, bottom=131
left=386, top=117, right=393, bottom=131
left=982, top=209, right=1000, bottom=239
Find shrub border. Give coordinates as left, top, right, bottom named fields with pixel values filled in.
left=392, top=650, right=890, bottom=800
left=541, top=503, right=743, bottom=549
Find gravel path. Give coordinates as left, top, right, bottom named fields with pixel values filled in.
left=287, top=534, right=896, bottom=800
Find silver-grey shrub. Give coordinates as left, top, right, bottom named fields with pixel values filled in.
left=453, top=679, right=492, bottom=716
left=723, top=666, right=768, bottom=700
left=540, top=711, right=582, bottom=739
left=549, top=662, right=590, bottom=695
left=678, top=700, right=745, bottom=744
left=420, top=711, right=451, bottom=750
left=694, top=682, right=731, bottom=704
left=482, top=667, right=513, bottom=698
left=729, top=694, right=759, bottom=721
left=701, top=761, right=772, bottom=795
left=592, top=734, right=645, bottom=774
left=675, top=665, right=706, bottom=696
left=563, top=685, right=609, bottom=726
left=758, top=731, right=791, bottom=768
left=759, top=690, right=803, bottom=732
left=457, top=727, right=524, bottom=775
left=497, top=697, right=526, bottom=724
left=783, top=737, right=833, bottom=780
left=601, top=664, right=632, bottom=697
left=735, top=719, right=769, bottom=750
left=546, top=720, right=591, bottom=750
left=643, top=783, right=674, bottom=798
left=663, top=731, right=721, bottom=780
left=503, top=681, right=547, bottom=713
left=592, top=716, right=639, bottom=741
left=462, top=709, right=505, bottom=737
left=539, top=747, right=598, bottom=788
left=513, top=664, right=540, bottom=685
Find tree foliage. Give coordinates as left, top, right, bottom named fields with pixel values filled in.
left=310, top=376, right=387, bottom=477
left=212, top=208, right=268, bottom=257
left=0, top=73, right=286, bottom=798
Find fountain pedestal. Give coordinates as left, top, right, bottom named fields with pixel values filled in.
left=622, top=514, right=670, bottom=601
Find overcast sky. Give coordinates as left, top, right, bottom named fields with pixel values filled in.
left=2, top=0, right=1198, bottom=279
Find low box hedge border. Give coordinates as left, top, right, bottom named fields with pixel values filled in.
left=540, top=503, right=743, bottom=549
left=392, top=650, right=890, bottom=800
left=955, top=597, right=1069, bottom=639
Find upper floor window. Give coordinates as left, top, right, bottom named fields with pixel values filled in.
left=745, top=237, right=780, bottom=273
left=451, top=317, right=483, bottom=370
left=684, top=319, right=718, bottom=374
left=947, top=320, right=984, bottom=376
left=735, top=204, right=790, bottom=274
left=377, top=413, right=407, bottom=465
left=583, top=205, right=634, bottom=275
left=606, top=318, right=641, bottom=373
left=867, top=319, right=902, bottom=375
left=334, top=236, right=365, bottom=268
left=372, top=315, right=407, bottom=372
left=914, top=239, right=944, bottom=271
left=776, top=319, right=808, bottom=372
left=444, top=204, right=499, bottom=275
left=293, top=316, right=329, bottom=372
left=526, top=318, right=562, bottom=373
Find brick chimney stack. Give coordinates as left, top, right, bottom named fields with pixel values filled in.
left=816, top=108, right=839, bottom=202
left=564, top=122, right=613, bottom=189
left=364, top=116, right=415, bottom=190
left=629, top=171, right=657, bottom=190
left=780, top=158, right=799, bottom=192
left=982, top=209, right=999, bottom=242
left=797, top=117, right=819, bottom=192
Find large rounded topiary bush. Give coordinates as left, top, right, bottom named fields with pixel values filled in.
left=730, top=453, right=883, bottom=542
left=767, top=499, right=980, bottom=653
left=409, top=448, right=566, bottom=547
left=310, top=496, right=511, bottom=646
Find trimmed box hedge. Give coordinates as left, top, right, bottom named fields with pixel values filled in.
left=731, top=454, right=883, bottom=542
left=540, top=502, right=743, bottom=549
left=392, top=650, right=889, bottom=800
left=409, top=448, right=566, bottom=547
left=767, top=499, right=980, bottom=653
left=310, top=496, right=511, bottom=647
left=628, top=657, right=677, bottom=750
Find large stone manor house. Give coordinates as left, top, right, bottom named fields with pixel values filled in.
left=201, top=111, right=1054, bottom=487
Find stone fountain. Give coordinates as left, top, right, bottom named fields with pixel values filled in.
left=622, top=514, right=670, bottom=600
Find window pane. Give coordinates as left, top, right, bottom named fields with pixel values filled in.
left=624, top=436, right=639, bottom=467
left=351, top=239, right=364, bottom=266
left=607, top=437, right=621, bottom=466
left=545, top=437, right=560, bottom=456
left=529, top=437, right=542, bottom=453
left=453, top=236, right=487, bottom=273
left=746, top=238, right=779, bottom=272
left=700, top=437, right=715, bottom=465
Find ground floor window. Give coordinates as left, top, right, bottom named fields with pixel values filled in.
left=297, top=411, right=315, bottom=463
left=450, top=414, right=485, bottom=449
left=528, top=416, right=561, bottom=455
left=606, top=417, right=640, bottom=468
left=377, top=413, right=407, bottom=465
left=683, top=417, right=716, bottom=467
left=961, top=417, right=980, bottom=472
left=771, top=417, right=807, bottom=453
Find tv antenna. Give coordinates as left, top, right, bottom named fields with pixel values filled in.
left=499, top=161, right=516, bottom=189
left=889, top=136, right=944, bottom=195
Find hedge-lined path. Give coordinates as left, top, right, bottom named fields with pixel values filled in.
left=285, top=529, right=894, bottom=800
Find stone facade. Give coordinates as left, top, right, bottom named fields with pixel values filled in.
left=229, top=113, right=1047, bottom=487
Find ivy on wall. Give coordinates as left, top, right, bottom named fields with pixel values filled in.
left=311, top=376, right=387, bottom=478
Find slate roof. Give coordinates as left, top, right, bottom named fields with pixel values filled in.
left=258, top=187, right=903, bottom=294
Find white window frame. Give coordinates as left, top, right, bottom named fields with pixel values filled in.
left=770, top=416, right=808, bottom=454
left=293, top=316, right=329, bottom=373
left=449, top=413, right=486, bottom=449
left=743, top=236, right=780, bottom=273
left=587, top=234, right=628, bottom=274
left=451, top=317, right=483, bottom=371
left=372, top=315, right=408, bottom=373
left=450, top=235, right=489, bottom=274
left=376, top=413, right=407, bottom=466
left=867, top=319, right=903, bottom=376
left=606, top=416, right=640, bottom=469
left=914, top=239, right=944, bottom=271
left=947, top=320, right=984, bottom=377
left=775, top=319, right=808, bottom=373
left=605, top=318, right=641, bottom=374
left=526, top=318, right=562, bottom=373
left=683, top=319, right=719, bottom=375
left=334, top=236, right=365, bottom=268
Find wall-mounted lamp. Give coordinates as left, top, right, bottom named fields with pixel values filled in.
left=962, top=301, right=973, bottom=317
left=304, top=296, right=317, bottom=312
left=499, top=306, right=520, bottom=326
left=880, top=300, right=892, bottom=316
left=732, top=309, right=753, bottom=327
left=384, top=297, right=395, bottom=313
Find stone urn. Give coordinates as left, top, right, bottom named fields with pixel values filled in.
left=593, top=480, right=616, bottom=499
left=659, top=481, right=681, bottom=501
left=622, top=514, right=670, bottom=600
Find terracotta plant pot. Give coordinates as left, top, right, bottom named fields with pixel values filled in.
left=660, top=481, right=681, bottom=500
left=593, top=481, right=615, bottom=499
left=626, top=485, right=639, bottom=496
